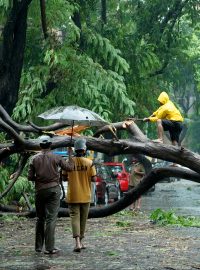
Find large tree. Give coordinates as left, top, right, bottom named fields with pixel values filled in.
left=0, top=0, right=199, bottom=125
left=0, top=0, right=32, bottom=115
left=0, top=1, right=200, bottom=215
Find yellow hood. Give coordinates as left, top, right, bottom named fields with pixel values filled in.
left=157, top=92, right=169, bottom=105
left=149, top=91, right=183, bottom=122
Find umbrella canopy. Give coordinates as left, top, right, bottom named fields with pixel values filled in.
left=54, top=125, right=89, bottom=136
left=38, top=105, right=108, bottom=127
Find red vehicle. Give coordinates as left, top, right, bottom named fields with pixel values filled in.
left=95, top=165, right=107, bottom=204
left=103, top=162, right=129, bottom=195
left=95, top=164, right=120, bottom=204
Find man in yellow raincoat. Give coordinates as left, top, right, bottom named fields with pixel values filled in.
left=143, top=91, right=184, bottom=146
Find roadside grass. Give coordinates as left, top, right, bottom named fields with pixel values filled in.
left=150, top=208, right=200, bottom=227
left=0, top=214, right=26, bottom=222
left=115, top=220, right=132, bottom=227
left=106, top=250, right=119, bottom=256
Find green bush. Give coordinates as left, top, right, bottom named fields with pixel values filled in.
left=150, top=208, right=200, bottom=227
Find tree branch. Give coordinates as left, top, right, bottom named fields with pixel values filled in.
left=0, top=118, right=25, bottom=145
left=0, top=105, right=69, bottom=132
left=12, top=166, right=200, bottom=218
left=40, top=0, right=48, bottom=39
left=0, top=154, right=29, bottom=200
left=94, top=121, right=146, bottom=140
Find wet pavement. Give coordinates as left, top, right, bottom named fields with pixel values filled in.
left=142, top=179, right=200, bottom=216
left=1, top=179, right=200, bottom=270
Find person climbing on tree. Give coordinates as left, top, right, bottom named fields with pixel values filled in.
left=143, top=91, right=184, bottom=147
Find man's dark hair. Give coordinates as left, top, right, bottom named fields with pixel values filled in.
left=75, top=149, right=86, bottom=157
left=40, top=142, right=52, bottom=149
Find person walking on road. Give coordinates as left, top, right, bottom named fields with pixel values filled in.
left=143, top=91, right=184, bottom=146
left=28, top=135, right=74, bottom=255
left=63, top=138, right=97, bottom=252
left=129, top=160, right=145, bottom=211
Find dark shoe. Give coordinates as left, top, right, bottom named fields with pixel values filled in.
left=44, top=248, right=60, bottom=255
left=73, top=247, right=81, bottom=252
left=35, top=249, right=42, bottom=253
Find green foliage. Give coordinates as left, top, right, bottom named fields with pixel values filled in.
left=0, top=132, right=6, bottom=143
left=84, top=29, right=130, bottom=75
left=106, top=251, right=119, bottom=256
left=8, top=0, right=200, bottom=132
left=13, top=176, right=34, bottom=198
left=114, top=209, right=133, bottom=217
left=115, top=220, right=131, bottom=227
left=0, top=214, right=26, bottom=222
left=13, top=66, right=49, bottom=121
left=0, top=167, right=34, bottom=205
left=187, top=120, right=200, bottom=152
left=0, top=154, right=34, bottom=206
left=12, top=0, right=136, bottom=123
left=0, top=0, right=11, bottom=10
left=0, top=166, right=10, bottom=204
left=150, top=208, right=200, bottom=227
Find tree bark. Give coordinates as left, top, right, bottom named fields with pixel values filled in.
left=0, top=0, right=32, bottom=115
left=101, top=0, right=107, bottom=26
left=40, top=0, right=48, bottom=39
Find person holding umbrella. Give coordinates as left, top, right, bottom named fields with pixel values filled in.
left=28, top=135, right=74, bottom=254
left=63, top=138, right=97, bottom=252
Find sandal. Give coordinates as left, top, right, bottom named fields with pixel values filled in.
left=73, top=247, right=81, bottom=253
left=35, top=249, right=42, bottom=253
left=44, top=248, right=60, bottom=255
left=81, top=244, right=86, bottom=249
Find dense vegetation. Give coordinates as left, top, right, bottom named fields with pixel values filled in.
left=0, top=0, right=199, bottom=206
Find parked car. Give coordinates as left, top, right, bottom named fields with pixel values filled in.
left=95, top=163, right=120, bottom=204
left=103, top=162, right=129, bottom=196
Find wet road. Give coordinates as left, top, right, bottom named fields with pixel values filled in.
left=1, top=179, right=200, bottom=270
left=142, top=179, right=200, bottom=216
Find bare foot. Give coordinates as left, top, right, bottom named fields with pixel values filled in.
left=152, top=138, right=163, bottom=143
left=169, top=163, right=178, bottom=167
left=122, top=120, right=134, bottom=128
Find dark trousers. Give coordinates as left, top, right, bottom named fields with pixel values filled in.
left=35, top=185, right=61, bottom=251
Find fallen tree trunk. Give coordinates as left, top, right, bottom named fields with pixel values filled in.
left=1, top=166, right=199, bottom=218
left=0, top=106, right=200, bottom=218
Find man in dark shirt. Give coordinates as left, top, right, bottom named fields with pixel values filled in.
left=28, top=135, right=74, bottom=254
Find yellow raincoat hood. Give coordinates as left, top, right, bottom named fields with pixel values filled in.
left=157, top=92, right=169, bottom=104
left=149, top=91, right=184, bottom=122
